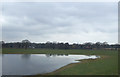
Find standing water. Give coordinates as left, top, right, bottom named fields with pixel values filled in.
left=2, top=54, right=100, bottom=75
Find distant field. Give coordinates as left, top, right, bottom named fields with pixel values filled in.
left=2, top=48, right=117, bottom=55
left=2, top=48, right=118, bottom=75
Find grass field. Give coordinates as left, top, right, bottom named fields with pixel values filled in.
left=2, top=48, right=118, bottom=75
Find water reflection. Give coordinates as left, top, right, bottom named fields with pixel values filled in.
left=2, top=54, right=100, bottom=75
left=45, top=54, right=68, bottom=57
left=21, top=54, right=31, bottom=59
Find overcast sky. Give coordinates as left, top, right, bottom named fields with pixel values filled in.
left=1, top=2, right=118, bottom=44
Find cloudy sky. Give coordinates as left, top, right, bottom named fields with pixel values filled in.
left=1, top=2, right=118, bottom=44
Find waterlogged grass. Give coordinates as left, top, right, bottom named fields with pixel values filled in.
left=2, top=48, right=118, bottom=75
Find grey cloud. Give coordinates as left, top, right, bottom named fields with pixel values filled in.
left=2, top=2, right=118, bottom=44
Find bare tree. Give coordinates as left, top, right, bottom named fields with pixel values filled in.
left=22, top=39, right=30, bottom=49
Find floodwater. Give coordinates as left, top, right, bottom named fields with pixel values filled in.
left=2, top=54, right=100, bottom=75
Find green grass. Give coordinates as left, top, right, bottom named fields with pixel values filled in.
left=48, top=55, right=118, bottom=75
left=2, top=48, right=118, bottom=75
left=2, top=48, right=117, bottom=55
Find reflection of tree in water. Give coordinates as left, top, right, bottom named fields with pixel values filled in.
left=46, top=54, right=68, bottom=57
left=21, top=54, right=31, bottom=59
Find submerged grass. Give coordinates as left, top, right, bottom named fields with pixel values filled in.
left=2, top=48, right=118, bottom=75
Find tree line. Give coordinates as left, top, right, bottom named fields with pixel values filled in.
left=1, top=40, right=120, bottom=50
